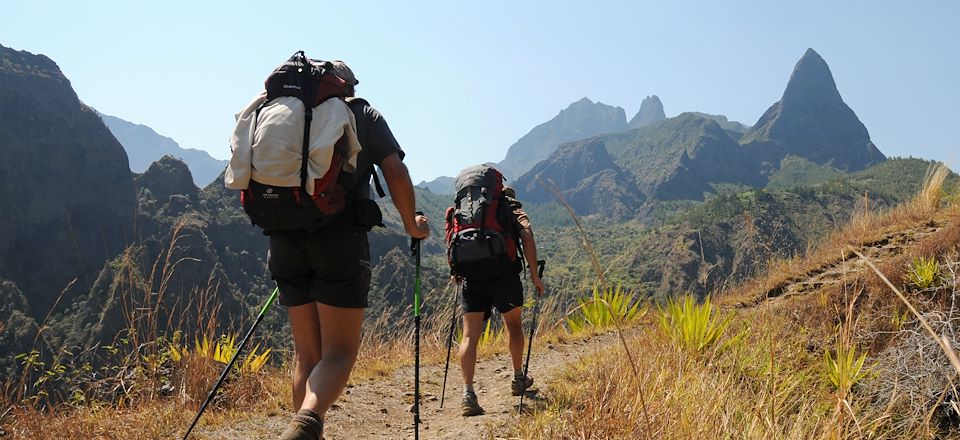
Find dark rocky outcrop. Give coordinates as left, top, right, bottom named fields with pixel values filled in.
left=742, top=48, right=886, bottom=171
left=0, top=278, right=37, bottom=374
left=0, top=44, right=136, bottom=320
left=515, top=139, right=645, bottom=219
left=497, top=97, right=627, bottom=179
left=627, top=95, right=666, bottom=129
left=136, top=155, right=199, bottom=203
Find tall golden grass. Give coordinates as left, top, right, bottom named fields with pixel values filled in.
left=512, top=162, right=960, bottom=439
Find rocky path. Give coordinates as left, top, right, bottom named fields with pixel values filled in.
left=759, top=219, right=943, bottom=302
left=199, top=331, right=622, bottom=439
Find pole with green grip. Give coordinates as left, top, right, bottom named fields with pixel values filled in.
left=410, top=210, right=424, bottom=440
left=182, top=287, right=279, bottom=440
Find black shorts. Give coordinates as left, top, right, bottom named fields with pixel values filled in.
left=461, top=271, right=524, bottom=320
left=268, top=229, right=371, bottom=308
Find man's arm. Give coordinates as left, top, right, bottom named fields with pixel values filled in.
left=519, top=227, right=545, bottom=295
left=380, top=152, right=429, bottom=239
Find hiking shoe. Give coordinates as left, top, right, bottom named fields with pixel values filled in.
left=279, top=409, right=323, bottom=440
left=511, top=374, right=534, bottom=396
left=462, top=391, right=484, bottom=417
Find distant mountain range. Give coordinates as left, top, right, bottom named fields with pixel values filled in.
left=98, top=113, right=227, bottom=187
left=0, top=42, right=946, bottom=378
left=422, top=93, right=750, bottom=194
left=514, top=48, right=886, bottom=216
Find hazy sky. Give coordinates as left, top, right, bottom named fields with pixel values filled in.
left=3, top=1, right=958, bottom=183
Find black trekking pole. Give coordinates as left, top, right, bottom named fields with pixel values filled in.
left=182, top=287, right=279, bottom=440
left=410, top=211, right=424, bottom=440
left=440, top=279, right=462, bottom=408
left=518, top=260, right=545, bottom=415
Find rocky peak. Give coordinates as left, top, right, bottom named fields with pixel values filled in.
left=628, top=95, right=666, bottom=129
left=497, top=97, right=627, bottom=179
left=781, top=48, right=843, bottom=106
left=742, top=48, right=885, bottom=171
left=136, top=155, right=198, bottom=201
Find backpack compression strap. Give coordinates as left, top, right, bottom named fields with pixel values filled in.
left=298, top=53, right=315, bottom=197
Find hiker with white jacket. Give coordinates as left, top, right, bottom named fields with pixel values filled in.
left=227, top=55, right=429, bottom=440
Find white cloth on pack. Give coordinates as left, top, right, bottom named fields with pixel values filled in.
left=225, top=92, right=362, bottom=195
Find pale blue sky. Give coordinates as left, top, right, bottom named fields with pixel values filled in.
left=3, top=1, right=958, bottom=183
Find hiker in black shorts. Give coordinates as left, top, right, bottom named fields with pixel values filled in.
left=448, top=180, right=545, bottom=417
left=274, top=61, right=430, bottom=440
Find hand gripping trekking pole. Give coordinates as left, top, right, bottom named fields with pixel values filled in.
left=410, top=210, right=424, bottom=440
left=440, top=280, right=462, bottom=408
left=518, top=260, right=545, bottom=415
left=182, top=287, right=278, bottom=440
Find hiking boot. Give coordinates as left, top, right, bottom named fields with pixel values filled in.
left=279, top=409, right=323, bottom=440
left=461, top=391, right=484, bottom=417
left=511, top=374, right=534, bottom=396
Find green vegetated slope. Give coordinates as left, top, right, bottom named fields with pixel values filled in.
left=517, top=157, right=954, bottom=303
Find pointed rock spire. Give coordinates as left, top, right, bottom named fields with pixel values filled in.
left=628, top=95, right=666, bottom=129
left=743, top=48, right=885, bottom=171
left=781, top=48, right=842, bottom=105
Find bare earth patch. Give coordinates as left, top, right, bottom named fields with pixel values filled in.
left=196, top=332, right=621, bottom=439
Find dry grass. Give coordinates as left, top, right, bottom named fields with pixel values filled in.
left=511, top=163, right=960, bottom=439
left=4, top=164, right=956, bottom=439
left=1, top=262, right=580, bottom=439
left=722, top=162, right=955, bottom=307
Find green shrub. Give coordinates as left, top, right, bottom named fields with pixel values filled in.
left=908, top=256, right=940, bottom=290
left=822, top=344, right=868, bottom=394
left=658, top=295, right=737, bottom=353
left=566, top=284, right=644, bottom=333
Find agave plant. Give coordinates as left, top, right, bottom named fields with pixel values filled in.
left=169, top=333, right=271, bottom=373
left=658, top=295, right=738, bottom=354
left=908, top=255, right=941, bottom=290
left=823, top=343, right=869, bottom=395
left=566, top=284, right=644, bottom=333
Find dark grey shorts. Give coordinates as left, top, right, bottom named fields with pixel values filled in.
left=461, top=271, right=524, bottom=320
left=268, top=229, right=371, bottom=308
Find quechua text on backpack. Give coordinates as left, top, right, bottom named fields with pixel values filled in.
left=445, top=165, right=520, bottom=279
left=229, top=50, right=360, bottom=233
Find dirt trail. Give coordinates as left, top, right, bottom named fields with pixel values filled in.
left=199, top=331, right=622, bottom=439
left=759, top=219, right=943, bottom=302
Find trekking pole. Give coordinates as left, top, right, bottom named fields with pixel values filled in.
left=518, top=260, right=546, bottom=415
left=182, top=287, right=279, bottom=440
left=410, top=211, right=424, bottom=440
left=440, top=279, right=462, bottom=408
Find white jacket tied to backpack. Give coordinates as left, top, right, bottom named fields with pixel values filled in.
left=225, top=92, right=362, bottom=196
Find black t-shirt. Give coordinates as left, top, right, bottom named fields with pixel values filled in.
left=330, top=97, right=404, bottom=228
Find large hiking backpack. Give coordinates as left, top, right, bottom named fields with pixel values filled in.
left=445, top=165, right=520, bottom=279
left=231, top=51, right=359, bottom=233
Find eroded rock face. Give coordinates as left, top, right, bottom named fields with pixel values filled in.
left=627, top=95, right=666, bottom=129
left=498, top=97, right=628, bottom=179
left=0, top=44, right=136, bottom=318
left=743, top=48, right=886, bottom=171
left=515, top=138, right=645, bottom=219
left=136, top=155, right=198, bottom=203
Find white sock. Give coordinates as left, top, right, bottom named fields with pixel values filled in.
left=464, top=383, right=475, bottom=395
